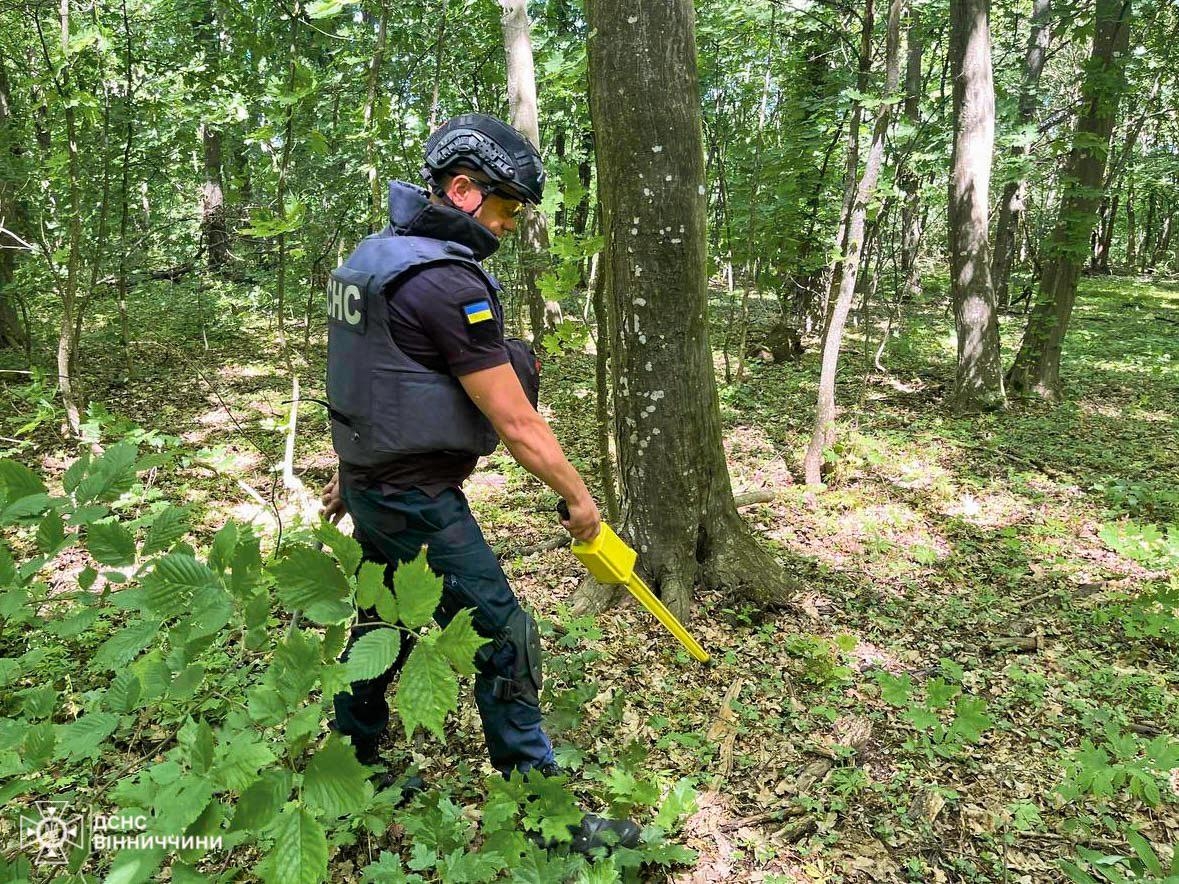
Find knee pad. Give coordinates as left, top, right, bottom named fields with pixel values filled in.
left=491, top=607, right=543, bottom=705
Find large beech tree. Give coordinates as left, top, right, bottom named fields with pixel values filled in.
left=582, top=0, right=793, bottom=619
left=947, top=0, right=1005, bottom=411
left=1008, top=0, right=1132, bottom=400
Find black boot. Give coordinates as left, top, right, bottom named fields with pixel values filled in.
left=349, top=735, right=426, bottom=801
left=529, top=763, right=642, bottom=854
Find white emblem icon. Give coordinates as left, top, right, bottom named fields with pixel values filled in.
left=19, top=801, right=85, bottom=866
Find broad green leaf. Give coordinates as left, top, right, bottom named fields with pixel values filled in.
left=63, top=452, right=89, bottom=494
left=230, top=768, right=292, bottom=832
left=316, top=519, right=362, bottom=576
left=271, top=545, right=352, bottom=625
left=74, top=442, right=138, bottom=504
left=356, top=561, right=387, bottom=610
left=210, top=731, right=275, bottom=792
left=142, top=553, right=220, bottom=611
left=302, top=736, right=372, bottom=818
left=874, top=671, right=912, bottom=706
left=87, top=520, right=136, bottom=567
left=361, top=851, right=421, bottom=883
left=436, top=609, right=489, bottom=676
left=57, top=712, right=120, bottom=760
left=345, top=628, right=401, bottom=682
left=104, top=669, right=143, bottom=713
left=654, top=778, right=698, bottom=829
left=521, top=772, right=585, bottom=842
left=92, top=618, right=161, bottom=671
left=948, top=696, right=993, bottom=744
left=230, top=530, right=263, bottom=598
left=101, top=847, right=164, bottom=884
left=247, top=684, right=289, bottom=726
left=21, top=721, right=56, bottom=766
left=142, top=506, right=190, bottom=556
left=150, top=776, right=213, bottom=836
left=305, top=0, right=349, bottom=18
left=395, top=643, right=457, bottom=740
left=208, top=521, right=239, bottom=573
left=0, top=458, right=46, bottom=500
left=35, top=511, right=67, bottom=554
left=263, top=805, right=328, bottom=884
left=393, top=549, right=442, bottom=629
left=0, top=542, right=14, bottom=587
left=178, top=717, right=215, bottom=774
left=2, top=493, right=53, bottom=523
left=71, top=504, right=110, bottom=526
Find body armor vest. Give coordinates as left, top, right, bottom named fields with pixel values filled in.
left=326, top=233, right=503, bottom=467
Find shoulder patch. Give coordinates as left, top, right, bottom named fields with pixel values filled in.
left=463, top=300, right=494, bottom=324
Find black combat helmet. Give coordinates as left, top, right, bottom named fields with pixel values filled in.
left=422, top=113, right=545, bottom=206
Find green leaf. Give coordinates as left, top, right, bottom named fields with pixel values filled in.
left=356, top=561, right=387, bottom=610
left=393, top=548, right=442, bottom=629
left=87, top=520, right=136, bottom=566
left=303, top=736, right=372, bottom=818
left=436, top=609, right=489, bottom=676
left=179, top=717, right=215, bottom=775
left=142, top=553, right=220, bottom=611
left=57, top=712, right=120, bottom=760
left=316, top=520, right=362, bottom=576
left=263, top=805, right=328, bottom=884
left=305, top=0, right=349, bottom=18
left=0, top=542, right=14, bottom=587
left=1126, top=829, right=1163, bottom=876
left=210, top=731, right=276, bottom=792
left=361, top=851, right=422, bottom=883
left=63, top=452, right=89, bottom=494
left=208, top=521, right=239, bottom=573
left=92, top=618, right=161, bottom=671
left=874, top=671, right=913, bottom=706
left=654, top=778, right=697, bottom=829
left=75, top=442, right=138, bottom=504
left=104, top=669, right=143, bottom=713
left=21, top=721, right=56, bottom=766
left=521, top=772, right=585, bottom=842
left=151, top=776, right=214, bottom=836
left=0, top=459, right=46, bottom=500
left=230, top=768, right=292, bottom=832
left=271, top=545, right=352, bottom=625
left=925, top=677, right=960, bottom=710
left=345, top=627, right=401, bottom=682
left=395, top=643, right=457, bottom=740
left=101, top=847, right=165, bottom=884
left=35, top=511, right=67, bottom=554
left=948, top=696, right=993, bottom=744
left=2, top=493, right=53, bottom=523
left=141, top=506, right=190, bottom=556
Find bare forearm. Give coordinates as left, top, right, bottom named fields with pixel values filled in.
left=499, top=413, right=590, bottom=505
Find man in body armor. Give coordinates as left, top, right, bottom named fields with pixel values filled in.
left=321, top=113, right=640, bottom=853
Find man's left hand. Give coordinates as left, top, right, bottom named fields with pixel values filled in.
left=321, top=471, right=346, bottom=523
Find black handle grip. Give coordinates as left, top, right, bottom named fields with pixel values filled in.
left=557, top=499, right=570, bottom=521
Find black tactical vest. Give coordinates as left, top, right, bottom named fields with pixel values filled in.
left=326, top=233, right=504, bottom=467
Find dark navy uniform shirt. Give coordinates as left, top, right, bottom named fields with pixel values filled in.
left=339, top=257, right=509, bottom=497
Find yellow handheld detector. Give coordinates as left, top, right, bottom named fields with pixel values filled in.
left=558, top=502, right=710, bottom=663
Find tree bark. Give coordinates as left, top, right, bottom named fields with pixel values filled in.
left=584, top=0, right=794, bottom=619
left=499, top=0, right=552, bottom=342
left=362, top=0, right=388, bottom=230
left=990, top=0, right=1050, bottom=307
left=803, top=0, right=904, bottom=486
left=1007, top=0, right=1132, bottom=401
left=947, top=0, right=1004, bottom=412
left=899, top=6, right=924, bottom=300
left=0, top=54, right=27, bottom=350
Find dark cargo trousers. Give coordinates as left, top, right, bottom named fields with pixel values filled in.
left=332, top=485, right=556, bottom=775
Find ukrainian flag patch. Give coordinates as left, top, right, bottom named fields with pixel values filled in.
left=464, top=300, right=494, bottom=324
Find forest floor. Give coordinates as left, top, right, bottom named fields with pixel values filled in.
left=2, top=271, right=1178, bottom=882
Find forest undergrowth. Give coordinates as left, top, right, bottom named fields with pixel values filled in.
left=0, top=274, right=1176, bottom=883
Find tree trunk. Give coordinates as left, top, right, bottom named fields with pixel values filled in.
left=899, top=6, right=924, bottom=300
left=803, top=0, right=904, bottom=486
left=0, top=54, right=27, bottom=350
left=947, top=0, right=1004, bottom=412
left=58, top=0, right=84, bottom=437
left=583, top=0, right=794, bottom=620
left=1008, top=0, right=1132, bottom=401
left=1125, top=176, right=1136, bottom=268
left=991, top=0, right=1050, bottom=307
left=499, top=0, right=552, bottom=342
left=824, top=1, right=875, bottom=326
left=362, top=0, right=388, bottom=230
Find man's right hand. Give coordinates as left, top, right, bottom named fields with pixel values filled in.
left=560, top=496, right=601, bottom=543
